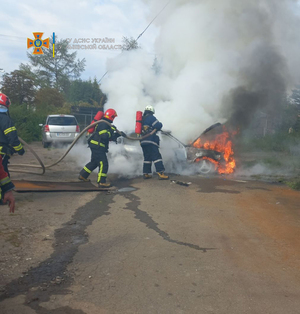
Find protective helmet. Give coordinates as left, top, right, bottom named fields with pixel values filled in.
left=145, top=105, right=155, bottom=114
left=0, top=93, right=11, bottom=112
left=104, top=108, right=118, bottom=122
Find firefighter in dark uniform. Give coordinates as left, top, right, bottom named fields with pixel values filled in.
left=140, top=105, right=169, bottom=180
left=0, top=93, right=25, bottom=176
left=78, top=109, right=122, bottom=188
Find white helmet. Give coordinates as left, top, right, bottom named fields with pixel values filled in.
left=145, top=105, right=155, bottom=113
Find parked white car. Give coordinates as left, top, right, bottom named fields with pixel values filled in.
left=39, top=114, right=80, bottom=148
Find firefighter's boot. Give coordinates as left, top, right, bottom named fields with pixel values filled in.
left=143, top=174, right=152, bottom=179
left=157, top=172, right=169, bottom=180
left=98, top=182, right=112, bottom=188
left=78, top=175, right=90, bottom=182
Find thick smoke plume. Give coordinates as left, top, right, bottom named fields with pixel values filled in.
left=102, top=0, right=300, bottom=138
left=96, top=0, right=300, bottom=176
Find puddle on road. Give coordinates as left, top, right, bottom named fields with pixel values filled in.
left=118, top=187, right=136, bottom=193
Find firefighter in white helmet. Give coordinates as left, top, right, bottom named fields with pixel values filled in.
left=140, top=105, right=169, bottom=180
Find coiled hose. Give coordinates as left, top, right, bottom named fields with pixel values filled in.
left=10, top=119, right=156, bottom=175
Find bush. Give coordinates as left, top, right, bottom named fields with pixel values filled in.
left=9, top=105, right=47, bottom=142
left=286, top=178, right=300, bottom=190
left=236, top=131, right=300, bottom=153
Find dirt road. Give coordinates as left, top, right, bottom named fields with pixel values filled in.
left=0, top=143, right=300, bottom=314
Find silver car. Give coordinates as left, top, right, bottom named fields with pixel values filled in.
left=40, top=114, right=80, bottom=148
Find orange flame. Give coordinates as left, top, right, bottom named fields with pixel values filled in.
left=193, top=127, right=236, bottom=174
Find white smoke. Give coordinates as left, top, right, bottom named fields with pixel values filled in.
left=97, top=0, right=300, bottom=177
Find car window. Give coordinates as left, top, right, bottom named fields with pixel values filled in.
left=47, top=117, right=77, bottom=126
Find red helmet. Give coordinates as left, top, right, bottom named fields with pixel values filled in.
left=0, top=93, right=11, bottom=108
left=104, top=108, right=117, bottom=122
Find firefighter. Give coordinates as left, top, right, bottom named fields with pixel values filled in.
left=0, top=155, right=15, bottom=213
left=78, top=108, right=123, bottom=188
left=140, top=105, right=169, bottom=180
left=0, top=93, right=25, bottom=176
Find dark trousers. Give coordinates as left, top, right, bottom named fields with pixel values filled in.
left=80, top=148, right=108, bottom=183
left=142, top=144, right=165, bottom=174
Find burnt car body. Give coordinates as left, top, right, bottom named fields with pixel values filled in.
left=185, top=147, right=223, bottom=174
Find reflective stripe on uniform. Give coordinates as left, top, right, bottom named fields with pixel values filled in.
left=143, top=161, right=152, bottom=164
left=0, top=147, right=9, bottom=156
left=152, top=120, right=158, bottom=127
left=83, top=166, right=92, bottom=174
left=13, top=143, right=23, bottom=151
left=98, top=129, right=111, bottom=138
left=4, top=126, right=16, bottom=135
left=97, top=161, right=107, bottom=182
left=0, top=177, right=11, bottom=186
left=154, top=159, right=163, bottom=164
left=90, top=140, right=105, bottom=147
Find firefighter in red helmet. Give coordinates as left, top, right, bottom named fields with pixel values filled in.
left=0, top=93, right=25, bottom=176
left=78, top=108, right=123, bottom=188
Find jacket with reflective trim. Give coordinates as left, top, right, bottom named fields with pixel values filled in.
left=0, top=156, right=14, bottom=201
left=140, top=113, right=163, bottom=147
left=88, top=118, right=120, bottom=152
left=0, top=112, right=23, bottom=155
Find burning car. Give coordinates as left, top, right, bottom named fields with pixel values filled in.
left=116, top=123, right=236, bottom=175
left=187, top=123, right=236, bottom=174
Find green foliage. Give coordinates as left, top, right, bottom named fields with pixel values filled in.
left=67, top=78, right=103, bottom=105
left=27, top=36, right=86, bottom=92
left=54, top=102, right=72, bottom=114
left=9, top=105, right=47, bottom=142
left=0, top=64, right=36, bottom=105
left=35, top=87, right=65, bottom=109
left=280, top=104, right=299, bottom=131
left=289, top=85, right=300, bottom=107
left=237, top=131, right=300, bottom=153
left=286, top=177, right=300, bottom=190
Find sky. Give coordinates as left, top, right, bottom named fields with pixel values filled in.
left=0, top=0, right=159, bottom=80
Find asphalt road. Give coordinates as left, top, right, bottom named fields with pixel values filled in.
left=1, top=169, right=300, bottom=314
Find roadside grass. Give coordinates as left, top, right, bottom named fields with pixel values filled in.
left=286, top=177, right=300, bottom=190
left=236, top=132, right=300, bottom=190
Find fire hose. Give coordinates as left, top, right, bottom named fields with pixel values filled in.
left=10, top=119, right=157, bottom=175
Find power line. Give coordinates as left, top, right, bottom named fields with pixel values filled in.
left=98, top=1, right=170, bottom=84
left=136, top=1, right=170, bottom=41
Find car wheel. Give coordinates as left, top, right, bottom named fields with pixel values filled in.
left=196, top=158, right=216, bottom=174
left=43, top=141, right=50, bottom=148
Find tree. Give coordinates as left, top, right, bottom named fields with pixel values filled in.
left=289, top=85, right=300, bottom=109
left=67, top=78, right=104, bottom=106
left=27, top=36, right=86, bottom=93
left=35, top=87, right=65, bottom=110
left=0, top=64, right=36, bottom=106
left=122, top=36, right=140, bottom=51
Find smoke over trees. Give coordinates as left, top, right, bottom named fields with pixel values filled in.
left=102, top=0, right=300, bottom=141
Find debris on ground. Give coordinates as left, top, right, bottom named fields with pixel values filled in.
left=171, top=180, right=191, bottom=187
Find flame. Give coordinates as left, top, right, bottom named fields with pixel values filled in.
left=193, top=127, right=236, bottom=174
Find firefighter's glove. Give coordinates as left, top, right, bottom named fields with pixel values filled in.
left=120, top=131, right=126, bottom=138
left=18, top=148, right=25, bottom=156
